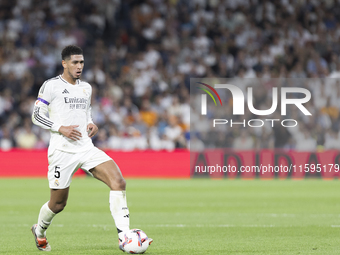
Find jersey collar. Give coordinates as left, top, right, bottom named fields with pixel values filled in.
left=59, top=75, right=80, bottom=85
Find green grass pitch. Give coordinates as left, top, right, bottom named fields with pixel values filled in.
left=1, top=178, right=340, bottom=254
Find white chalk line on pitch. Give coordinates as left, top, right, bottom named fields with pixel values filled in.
left=86, top=224, right=276, bottom=228
left=88, top=224, right=340, bottom=228
left=143, top=224, right=276, bottom=228
left=14, top=223, right=340, bottom=228
left=13, top=223, right=277, bottom=228
left=84, top=224, right=340, bottom=228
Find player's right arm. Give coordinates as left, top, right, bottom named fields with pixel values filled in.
left=32, top=81, right=62, bottom=132
left=32, top=82, right=82, bottom=141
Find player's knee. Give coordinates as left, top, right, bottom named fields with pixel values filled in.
left=51, top=201, right=67, bottom=214
left=119, top=177, right=126, bottom=190
left=56, top=201, right=67, bottom=213
left=111, top=177, right=126, bottom=190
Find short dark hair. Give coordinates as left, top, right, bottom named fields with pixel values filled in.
left=61, top=45, right=83, bottom=60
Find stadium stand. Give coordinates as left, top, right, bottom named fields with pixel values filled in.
left=1, top=0, right=340, bottom=151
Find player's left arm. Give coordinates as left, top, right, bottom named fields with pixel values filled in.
left=86, top=87, right=98, bottom=138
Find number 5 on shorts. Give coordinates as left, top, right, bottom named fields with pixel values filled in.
left=54, top=166, right=60, bottom=178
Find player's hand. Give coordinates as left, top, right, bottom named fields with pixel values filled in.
left=87, top=123, right=98, bottom=138
left=58, top=125, right=82, bottom=141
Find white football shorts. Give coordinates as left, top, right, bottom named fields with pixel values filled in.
left=48, top=147, right=112, bottom=189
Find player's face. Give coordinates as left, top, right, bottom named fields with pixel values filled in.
left=65, top=55, right=84, bottom=79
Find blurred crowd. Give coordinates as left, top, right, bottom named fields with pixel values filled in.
left=1, top=0, right=340, bottom=151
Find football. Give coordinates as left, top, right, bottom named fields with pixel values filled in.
left=120, top=229, right=150, bottom=254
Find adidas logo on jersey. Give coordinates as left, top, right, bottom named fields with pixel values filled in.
left=62, top=89, right=69, bottom=94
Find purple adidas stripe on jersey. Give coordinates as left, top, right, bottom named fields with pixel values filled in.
left=37, top=98, right=50, bottom=105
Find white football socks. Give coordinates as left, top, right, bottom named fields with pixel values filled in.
left=35, top=193, right=129, bottom=238
left=109, top=190, right=130, bottom=234
left=35, top=201, right=56, bottom=238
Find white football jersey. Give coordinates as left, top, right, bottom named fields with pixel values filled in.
left=32, top=75, right=94, bottom=155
